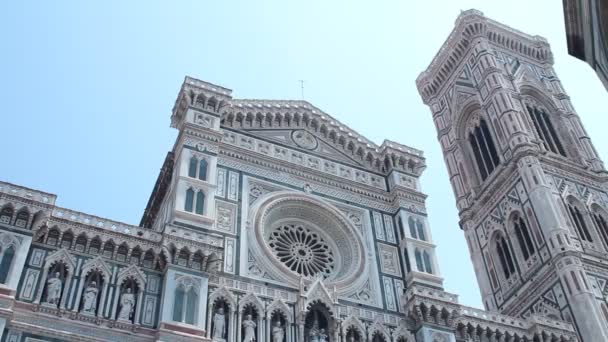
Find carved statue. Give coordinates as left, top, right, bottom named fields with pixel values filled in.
left=309, top=319, right=321, bottom=342
left=117, top=287, right=135, bottom=321
left=44, top=272, right=63, bottom=305
left=242, top=313, right=256, bottom=341
left=318, top=328, right=327, bottom=342
left=82, top=281, right=99, bottom=313
left=212, top=307, right=226, bottom=340
left=272, top=321, right=284, bottom=342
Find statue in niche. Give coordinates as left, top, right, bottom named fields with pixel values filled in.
left=318, top=329, right=327, bottom=342
left=272, top=321, right=284, bottom=342
left=309, top=319, right=324, bottom=342
left=212, top=307, right=226, bottom=340
left=242, top=313, right=256, bottom=341
left=82, top=281, right=99, bottom=314
left=44, top=272, right=63, bottom=306
left=117, top=287, right=135, bottom=321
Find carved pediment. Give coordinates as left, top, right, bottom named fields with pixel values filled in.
left=301, top=278, right=338, bottom=316
left=209, top=285, right=237, bottom=309
left=44, top=248, right=76, bottom=272
left=81, top=256, right=112, bottom=279
left=116, top=264, right=146, bottom=287
left=219, top=99, right=425, bottom=176
left=267, top=298, right=291, bottom=322
left=239, top=291, right=264, bottom=313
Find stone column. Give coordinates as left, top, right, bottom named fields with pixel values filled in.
left=97, top=281, right=108, bottom=317
left=59, top=273, right=72, bottom=310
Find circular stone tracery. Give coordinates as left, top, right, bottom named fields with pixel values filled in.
left=268, top=224, right=335, bottom=277
left=250, top=191, right=367, bottom=289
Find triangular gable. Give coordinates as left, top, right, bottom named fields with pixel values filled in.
left=81, top=256, right=112, bottom=279
left=266, top=298, right=292, bottom=322
left=303, top=278, right=337, bottom=315
left=209, top=285, right=237, bottom=310
left=341, top=315, right=366, bottom=336
left=116, top=264, right=146, bottom=287
left=44, top=248, right=76, bottom=272
left=238, top=291, right=264, bottom=313
left=237, top=129, right=366, bottom=167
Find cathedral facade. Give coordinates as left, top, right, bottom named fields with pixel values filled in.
left=0, top=10, right=582, bottom=342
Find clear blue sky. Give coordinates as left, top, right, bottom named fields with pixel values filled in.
left=2, top=1, right=608, bottom=309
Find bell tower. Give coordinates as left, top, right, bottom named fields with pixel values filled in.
left=417, top=10, right=608, bottom=341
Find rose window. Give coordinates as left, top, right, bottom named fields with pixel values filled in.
left=268, top=224, right=335, bottom=277
left=249, top=191, right=368, bottom=289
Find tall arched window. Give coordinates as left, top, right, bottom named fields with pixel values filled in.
left=414, top=249, right=424, bottom=272
left=593, top=209, right=608, bottom=247
left=495, top=235, right=516, bottom=279
left=397, top=217, right=405, bottom=239
left=408, top=217, right=417, bottom=239
left=185, top=188, right=195, bottom=212
left=173, top=286, right=185, bottom=322
left=525, top=104, right=566, bottom=156
left=513, top=216, right=535, bottom=260
left=187, top=156, right=209, bottom=181
left=198, top=159, right=208, bottom=181
left=567, top=200, right=593, bottom=242
left=195, top=191, right=205, bottom=215
left=468, top=119, right=500, bottom=181
left=173, top=282, right=198, bottom=325
left=188, top=157, right=198, bottom=178
left=416, top=220, right=426, bottom=241
left=0, top=246, right=15, bottom=284
left=422, top=250, right=433, bottom=274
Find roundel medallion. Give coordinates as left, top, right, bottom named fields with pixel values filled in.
left=292, top=130, right=318, bottom=150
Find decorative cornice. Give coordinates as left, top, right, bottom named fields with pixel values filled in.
left=417, top=9, right=553, bottom=104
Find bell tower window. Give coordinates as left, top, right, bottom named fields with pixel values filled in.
left=468, top=118, right=500, bottom=181
left=495, top=235, right=516, bottom=279
left=525, top=104, right=566, bottom=156
left=513, top=216, right=536, bottom=261
left=568, top=200, right=593, bottom=242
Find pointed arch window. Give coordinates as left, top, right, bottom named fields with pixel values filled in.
left=14, top=210, right=29, bottom=228
left=188, top=157, right=198, bottom=178
left=468, top=118, right=500, bottom=181
left=0, top=245, right=15, bottom=284
left=187, top=156, right=209, bottom=181
left=414, top=249, right=424, bottom=272
left=513, top=216, right=536, bottom=260
left=172, top=281, right=198, bottom=325
left=416, top=220, right=426, bottom=241
left=568, top=201, right=593, bottom=242
left=525, top=104, right=566, bottom=156
left=89, top=237, right=102, bottom=255
left=198, top=159, right=208, bottom=181
left=592, top=208, right=608, bottom=247
left=195, top=191, right=205, bottom=215
left=0, top=206, right=13, bottom=225
left=185, top=188, right=195, bottom=212
left=408, top=217, right=417, bottom=239
left=495, top=236, right=516, bottom=279
left=185, top=188, right=206, bottom=216
left=422, top=250, right=433, bottom=274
